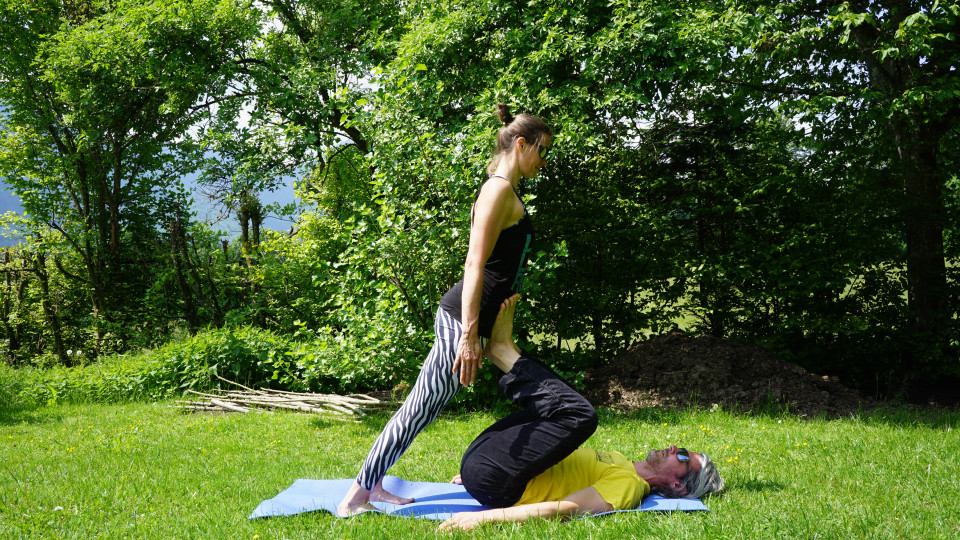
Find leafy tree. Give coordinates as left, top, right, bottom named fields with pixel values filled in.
left=0, top=0, right=259, bottom=354
left=195, top=0, right=405, bottom=245
left=697, top=0, right=960, bottom=389
left=359, top=0, right=959, bottom=397
left=1, top=0, right=955, bottom=402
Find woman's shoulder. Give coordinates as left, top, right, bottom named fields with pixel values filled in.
left=481, top=174, right=512, bottom=189
left=478, top=176, right=517, bottom=200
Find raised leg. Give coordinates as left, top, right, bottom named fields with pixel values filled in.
left=482, top=294, right=522, bottom=373
left=459, top=296, right=598, bottom=507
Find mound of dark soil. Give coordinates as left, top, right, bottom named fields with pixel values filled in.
left=584, top=330, right=881, bottom=418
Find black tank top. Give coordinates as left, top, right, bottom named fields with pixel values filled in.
left=438, top=185, right=534, bottom=338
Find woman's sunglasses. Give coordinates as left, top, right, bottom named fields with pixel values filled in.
left=536, top=143, right=551, bottom=160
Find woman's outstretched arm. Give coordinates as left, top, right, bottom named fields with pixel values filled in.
left=452, top=178, right=518, bottom=386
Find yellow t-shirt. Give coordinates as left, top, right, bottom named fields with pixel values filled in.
left=513, top=448, right=650, bottom=510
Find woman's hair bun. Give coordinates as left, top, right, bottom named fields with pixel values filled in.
left=496, top=103, right=514, bottom=125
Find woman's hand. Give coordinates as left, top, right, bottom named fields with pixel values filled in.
left=453, top=330, right=482, bottom=386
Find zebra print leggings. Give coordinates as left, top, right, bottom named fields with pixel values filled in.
left=355, top=307, right=464, bottom=490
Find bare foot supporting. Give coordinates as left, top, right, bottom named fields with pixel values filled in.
left=337, top=479, right=414, bottom=516
left=337, top=481, right=375, bottom=517
left=483, top=294, right=523, bottom=373
left=370, top=479, right=414, bottom=505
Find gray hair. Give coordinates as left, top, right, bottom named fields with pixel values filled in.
left=651, top=452, right=725, bottom=499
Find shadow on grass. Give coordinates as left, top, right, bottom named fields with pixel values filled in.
left=738, top=402, right=960, bottom=430
left=313, top=396, right=959, bottom=435
left=308, top=416, right=369, bottom=430
left=594, top=396, right=960, bottom=430
left=0, top=404, right=61, bottom=426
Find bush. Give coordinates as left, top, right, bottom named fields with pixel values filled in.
left=4, top=325, right=596, bottom=410
left=2, top=325, right=435, bottom=406
left=0, top=362, right=29, bottom=409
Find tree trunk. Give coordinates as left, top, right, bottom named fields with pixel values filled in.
left=850, top=12, right=952, bottom=373
left=897, top=122, right=949, bottom=369
left=33, top=252, right=69, bottom=366
left=2, top=250, right=22, bottom=362
left=169, top=215, right=199, bottom=332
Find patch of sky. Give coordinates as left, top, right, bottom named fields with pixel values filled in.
left=0, top=172, right=299, bottom=247
left=0, top=177, right=24, bottom=247
left=185, top=169, right=300, bottom=237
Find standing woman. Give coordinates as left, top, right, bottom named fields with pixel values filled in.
left=338, top=104, right=553, bottom=516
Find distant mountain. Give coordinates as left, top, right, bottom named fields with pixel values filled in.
left=0, top=175, right=298, bottom=248
left=0, top=179, right=22, bottom=214
left=0, top=179, right=23, bottom=247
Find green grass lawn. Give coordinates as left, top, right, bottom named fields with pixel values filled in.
left=2, top=401, right=958, bottom=539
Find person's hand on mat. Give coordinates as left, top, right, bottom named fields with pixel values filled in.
left=450, top=474, right=463, bottom=484
left=453, top=329, right=482, bottom=386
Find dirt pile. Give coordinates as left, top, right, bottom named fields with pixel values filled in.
left=584, top=330, right=881, bottom=418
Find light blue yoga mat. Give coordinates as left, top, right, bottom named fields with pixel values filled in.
left=249, top=475, right=708, bottom=521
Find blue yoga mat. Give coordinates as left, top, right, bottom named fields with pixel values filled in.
left=249, top=476, right=708, bottom=521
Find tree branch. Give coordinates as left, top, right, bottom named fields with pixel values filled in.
left=716, top=76, right=856, bottom=98
left=52, top=256, right=90, bottom=285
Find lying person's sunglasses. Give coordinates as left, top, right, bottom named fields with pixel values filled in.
left=677, top=448, right=690, bottom=462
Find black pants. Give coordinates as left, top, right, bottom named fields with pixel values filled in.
left=459, top=353, right=598, bottom=507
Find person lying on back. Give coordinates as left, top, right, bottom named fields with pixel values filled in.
left=440, top=295, right=724, bottom=531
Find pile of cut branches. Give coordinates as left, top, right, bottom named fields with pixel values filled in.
left=174, top=378, right=398, bottom=420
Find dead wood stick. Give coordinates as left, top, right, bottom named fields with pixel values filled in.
left=211, top=393, right=360, bottom=411
left=175, top=405, right=221, bottom=412
left=178, top=386, right=399, bottom=417
left=266, top=389, right=388, bottom=403
left=264, top=401, right=328, bottom=414
left=257, top=399, right=353, bottom=415
left=186, top=389, right=231, bottom=399
left=210, top=398, right=250, bottom=413
left=234, top=390, right=389, bottom=408
left=253, top=400, right=355, bottom=416
left=175, top=402, right=219, bottom=409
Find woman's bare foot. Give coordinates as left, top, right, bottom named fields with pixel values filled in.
left=337, top=479, right=412, bottom=516
left=482, top=294, right=522, bottom=373
left=370, top=480, right=414, bottom=505
left=337, top=481, right=375, bottom=517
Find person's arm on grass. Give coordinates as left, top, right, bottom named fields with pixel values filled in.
left=438, top=487, right=613, bottom=532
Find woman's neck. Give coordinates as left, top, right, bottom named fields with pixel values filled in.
left=492, top=156, right=521, bottom=188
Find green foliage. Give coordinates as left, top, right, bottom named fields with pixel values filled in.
left=0, top=0, right=261, bottom=357
left=368, top=0, right=959, bottom=394
left=0, top=362, right=28, bottom=409
left=3, top=324, right=431, bottom=406
left=4, top=327, right=291, bottom=405
left=702, top=0, right=960, bottom=388
left=2, top=0, right=958, bottom=401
